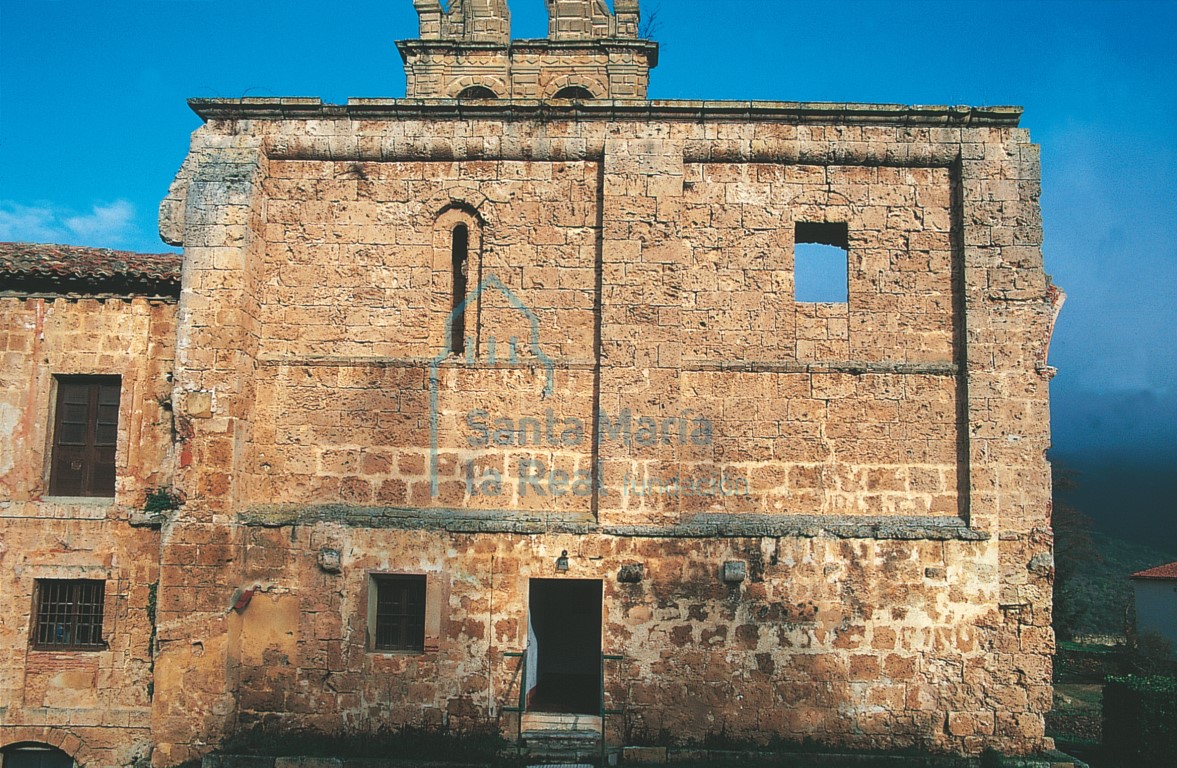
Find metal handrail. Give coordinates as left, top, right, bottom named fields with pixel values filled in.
left=503, top=649, right=624, bottom=766
left=600, top=653, right=624, bottom=766
left=502, top=649, right=527, bottom=748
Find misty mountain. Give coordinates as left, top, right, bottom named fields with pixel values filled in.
left=1049, top=388, right=1177, bottom=555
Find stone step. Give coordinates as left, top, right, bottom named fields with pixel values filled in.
left=522, top=719, right=602, bottom=762
left=522, top=730, right=600, bottom=740
left=521, top=712, right=603, bottom=732
left=522, top=737, right=600, bottom=754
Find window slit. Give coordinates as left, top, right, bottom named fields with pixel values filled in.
left=451, top=224, right=469, bottom=355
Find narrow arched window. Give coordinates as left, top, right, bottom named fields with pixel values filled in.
left=552, top=86, right=595, bottom=100
left=450, top=224, right=469, bottom=355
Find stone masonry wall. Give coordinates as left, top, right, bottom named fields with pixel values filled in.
left=223, top=524, right=1047, bottom=757
left=400, top=45, right=655, bottom=100
left=150, top=103, right=1055, bottom=763
left=0, top=295, right=174, bottom=766
left=202, top=151, right=965, bottom=525
left=0, top=296, right=176, bottom=505
left=151, top=132, right=270, bottom=767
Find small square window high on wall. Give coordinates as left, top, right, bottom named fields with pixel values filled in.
left=31, top=579, right=106, bottom=650
left=794, top=222, right=849, bottom=303
left=370, top=574, right=427, bottom=653
left=48, top=376, right=120, bottom=497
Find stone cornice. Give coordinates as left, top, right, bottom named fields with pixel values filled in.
left=395, top=36, right=660, bottom=66
left=255, top=355, right=957, bottom=376
left=237, top=505, right=988, bottom=541
left=188, top=97, right=1022, bottom=127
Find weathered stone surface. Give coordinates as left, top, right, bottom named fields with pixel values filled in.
left=149, top=93, right=1051, bottom=758
left=0, top=293, right=172, bottom=766
left=400, top=0, right=656, bottom=100
left=1, top=2, right=1057, bottom=766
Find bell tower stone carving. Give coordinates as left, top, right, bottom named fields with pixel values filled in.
left=399, top=0, right=657, bottom=99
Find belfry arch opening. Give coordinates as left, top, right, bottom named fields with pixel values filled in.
left=552, top=85, right=595, bottom=100
left=456, top=85, right=498, bottom=100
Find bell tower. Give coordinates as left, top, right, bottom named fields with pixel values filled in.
left=398, top=0, right=658, bottom=99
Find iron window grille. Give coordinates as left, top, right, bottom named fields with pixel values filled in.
left=32, top=579, right=106, bottom=650
left=372, top=574, right=426, bottom=652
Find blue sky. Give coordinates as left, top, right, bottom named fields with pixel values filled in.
left=1, top=0, right=1174, bottom=476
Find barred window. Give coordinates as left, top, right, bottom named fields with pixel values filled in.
left=32, top=579, right=106, bottom=650
left=49, top=376, right=120, bottom=497
left=371, top=574, right=426, bottom=652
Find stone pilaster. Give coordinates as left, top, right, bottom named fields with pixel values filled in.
left=151, top=128, right=269, bottom=766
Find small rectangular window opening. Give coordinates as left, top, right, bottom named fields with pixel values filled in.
left=372, top=574, right=426, bottom=653
left=450, top=225, right=469, bottom=355
left=32, top=579, right=106, bottom=650
left=794, top=222, right=849, bottom=303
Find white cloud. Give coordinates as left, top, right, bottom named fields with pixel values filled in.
left=64, top=200, right=136, bottom=241
left=0, top=199, right=137, bottom=248
left=0, top=203, right=60, bottom=243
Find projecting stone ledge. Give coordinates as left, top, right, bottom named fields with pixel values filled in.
left=613, top=514, right=987, bottom=541
left=187, top=97, right=1023, bottom=127
left=200, top=747, right=1087, bottom=768
left=237, top=505, right=986, bottom=540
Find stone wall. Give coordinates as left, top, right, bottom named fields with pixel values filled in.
left=220, top=524, right=1048, bottom=758
left=0, top=295, right=174, bottom=766
left=175, top=147, right=969, bottom=525
left=0, top=296, right=177, bottom=504
left=145, top=100, right=1055, bottom=765
left=399, top=44, right=657, bottom=100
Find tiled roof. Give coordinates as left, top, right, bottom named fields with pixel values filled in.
left=0, top=242, right=182, bottom=297
left=1131, top=561, right=1177, bottom=581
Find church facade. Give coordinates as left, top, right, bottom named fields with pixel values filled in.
left=0, top=1, right=1060, bottom=765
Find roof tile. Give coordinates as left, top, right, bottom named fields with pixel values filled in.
left=0, top=241, right=181, bottom=295
left=1131, top=561, right=1177, bottom=581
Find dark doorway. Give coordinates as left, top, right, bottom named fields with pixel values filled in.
left=527, top=578, right=602, bottom=715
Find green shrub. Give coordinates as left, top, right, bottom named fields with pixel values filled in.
left=219, top=722, right=509, bottom=763
left=143, top=486, right=183, bottom=513
left=1102, top=674, right=1177, bottom=767
left=1132, top=630, right=1177, bottom=675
